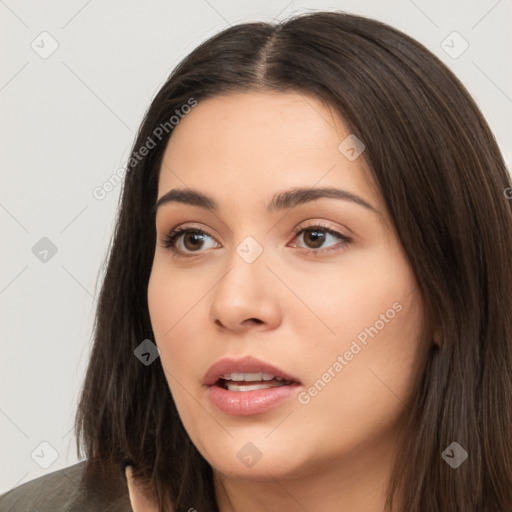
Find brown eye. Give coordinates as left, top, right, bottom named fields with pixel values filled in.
left=161, top=227, right=219, bottom=255
left=181, top=231, right=207, bottom=251
left=302, top=229, right=327, bottom=249
left=291, top=224, right=352, bottom=255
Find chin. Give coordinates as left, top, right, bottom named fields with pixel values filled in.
left=196, top=434, right=315, bottom=482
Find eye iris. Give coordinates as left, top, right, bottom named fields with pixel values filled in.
left=184, top=232, right=205, bottom=251
left=304, top=229, right=325, bottom=248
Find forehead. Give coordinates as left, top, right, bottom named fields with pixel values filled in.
left=157, top=90, right=382, bottom=214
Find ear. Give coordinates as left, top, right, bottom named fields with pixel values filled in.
left=125, top=466, right=159, bottom=512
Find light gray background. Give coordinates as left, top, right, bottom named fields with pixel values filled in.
left=1, top=0, right=511, bottom=493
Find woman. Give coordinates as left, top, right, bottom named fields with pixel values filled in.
left=2, top=10, right=511, bottom=512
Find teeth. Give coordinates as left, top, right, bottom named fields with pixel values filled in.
left=221, top=372, right=283, bottom=382
left=242, top=372, right=263, bottom=381
left=225, top=381, right=289, bottom=392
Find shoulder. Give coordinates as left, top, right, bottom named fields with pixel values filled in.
left=0, top=460, right=132, bottom=512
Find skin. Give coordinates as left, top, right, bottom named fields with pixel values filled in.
left=129, top=91, right=433, bottom=512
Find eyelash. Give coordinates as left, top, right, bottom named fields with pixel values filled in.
left=160, top=223, right=352, bottom=258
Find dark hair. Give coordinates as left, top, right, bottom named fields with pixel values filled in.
left=75, top=10, right=512, bottom=512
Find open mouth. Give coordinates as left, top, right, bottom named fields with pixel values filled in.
left=216, top=372, right=295, bottom=392
left=205, top=358, right=301, bottom=415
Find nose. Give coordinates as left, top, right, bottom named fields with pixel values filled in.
left=209, top=247, right=283, bottom=333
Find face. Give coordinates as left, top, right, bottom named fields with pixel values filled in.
left=147, top=90, right=430, bottom=482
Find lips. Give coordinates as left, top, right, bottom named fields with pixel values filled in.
left=204, top=356, right=302, bottom=416
left=203, top=355, right=301, bottom=387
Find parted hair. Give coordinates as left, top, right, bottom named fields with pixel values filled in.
left=75, top=11, right=512, bottom=512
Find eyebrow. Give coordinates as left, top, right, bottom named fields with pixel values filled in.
left=153, top=186, right=381, bottom=216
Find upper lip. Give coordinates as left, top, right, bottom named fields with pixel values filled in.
left=203, top=355, right=301, bottom=386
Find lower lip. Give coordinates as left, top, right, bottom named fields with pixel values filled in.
left=207, top=382, right=300, bottom=416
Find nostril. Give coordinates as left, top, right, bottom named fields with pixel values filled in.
left=213, top=318, right=263, bottom=328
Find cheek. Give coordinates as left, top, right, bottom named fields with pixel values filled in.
left=147, top=267, right=218, bottom=457
left=299, top=296, right=424, bottom=455
left=147, top=265, right=203, bottom=373
left=296, top=244, right=425, bottom=429
left=293, top=240, right=419, bottom=349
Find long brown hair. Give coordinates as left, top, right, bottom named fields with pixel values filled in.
left=75, top=11, right=512, bottom=511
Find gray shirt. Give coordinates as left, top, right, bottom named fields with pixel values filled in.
left=0, top=461, right=133, bottom=511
